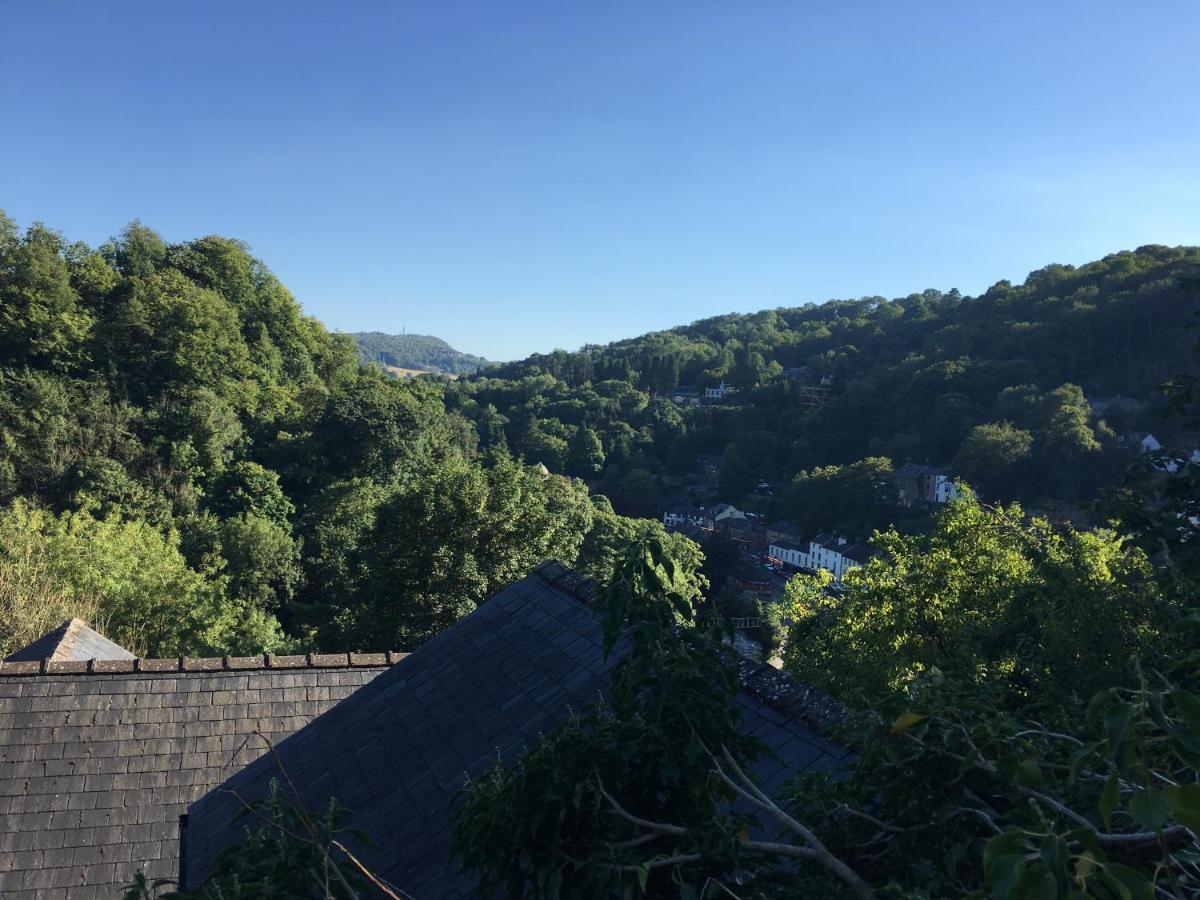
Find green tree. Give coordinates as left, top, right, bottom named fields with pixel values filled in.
left=566, top=424, right=605, bottom=478
left=717, top=442, right=754, bottom=499
left=573, top=495, right=703, bottom=594
left=452, top=538, right=873, bottom=898
left=774, top=493, right=1166, bottom=705
left=776, top=456, right=897, bottom=537
left=334, top=456, right=593, bottom=648
left=0, top=216, right=94, bottom=371
left=0, top=501, right=286, bottom=656
left=953, top=420, right=1034, bottom=500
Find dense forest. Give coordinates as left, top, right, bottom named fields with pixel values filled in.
left=352, top=330, right=490, bottom=375
left=446, top=245, right=1200, bottom=527
left=0, top=213, right=682, bottom=659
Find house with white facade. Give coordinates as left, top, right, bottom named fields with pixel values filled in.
left=775, top=533, right=873, bottom=581
left=670, top=388, right=701, bottom=407
left=767, top=541, right=809, bottom=570
left=662, top=504, right=713, bottom=531
left=704, top=381, right=736, bottom=400
left=1133, top=433, right=1163, bottom=455
left=710, top=502, right=747, bottom=526
left=895, top=463, right=958, bottom=507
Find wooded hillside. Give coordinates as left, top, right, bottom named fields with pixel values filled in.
left=448, top=246, right=1200, bottom=518
left=353, top=330, right=490, bottom=375
left=0, top=214, right=674, bottom=659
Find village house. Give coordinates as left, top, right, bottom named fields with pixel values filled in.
left=709, top=502, right=747, bottom=526
left=0, top=564, right=848, bottom=899
left=1126, top=432, right=1163, bottom=455
left=806, top=534, right=872, bottom=581
left=662, top=503, right=713, bottom=531
left=704, top=380, right=736, bottom=400
left=895, top=463, right=958, bottom=507
left=770, top=534, right=872, bottom=582
left=669, top=387, right=701, bottom=407
left=766, top=520, right=804, bottom=548
left=767, top=540, right=809, bottom=571
left=724, top=516, right=768, bottom=553
left=672, top=521, right=708, bottom=542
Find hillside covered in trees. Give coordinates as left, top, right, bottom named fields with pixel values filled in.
left=446, top=245, right=1200, bottom=523
left=352, top=330, right=490, bottom=375
left=0, top=213, right=680, bottom=659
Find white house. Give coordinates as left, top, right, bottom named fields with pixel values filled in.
left=1136, top=433, right=1163, bottom=454
left=768, top=542, right=809, bottom=570
left=928, top=471, right=958, bottom=504
left=802, top=534, right=871, bottom=581
left=704, top=381, right=736, bottom=400
left=895, top=464, right=958, bottom=507
left=662, top=505, right=713, bottom=531
left=710, top=502, right=746, bottom=525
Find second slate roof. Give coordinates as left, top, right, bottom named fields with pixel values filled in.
left=184, top=562, right=849, bottom=898
left=0, top=655, right=394, bottom=899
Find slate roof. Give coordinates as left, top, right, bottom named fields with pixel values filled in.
left=184, top=561, right=849, bottom=898
left=842, top=544, right=874, bottom=564
left=0, top=652, right=398, bottom=899
left=896, top=463, right=950, bottom=478
left=769, top=540, right=806, bottom=554
left=5, top=619, right=136, bottom=663
left=894, top=462, right=930, bottom=480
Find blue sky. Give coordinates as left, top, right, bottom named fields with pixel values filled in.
left=3, top=2, right=1198, bottom=361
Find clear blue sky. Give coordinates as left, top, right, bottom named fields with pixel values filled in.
left=3, top=2, right=1198, bottom=361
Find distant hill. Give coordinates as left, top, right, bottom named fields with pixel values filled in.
left=351, top=332, right=490, bottom=376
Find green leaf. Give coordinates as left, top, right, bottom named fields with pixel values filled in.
left=1128, top=789, right=1170, bottom=832
left=984, top=830, right=1025, bottom=872
left=984, top=830, right=1027, bottom=888
left=1104, top=703, right=1134, bottom=760
left=1172, top=690, right=1200, bottom=731
left=1098, top=862, right=1154, bottom=900
left=1009, top=862, right=1057, bottom=900
left=1014, top=759, right=1045, bottom=788
left=1099, top=772, right=1120, bottom=830
left=1164, top=782, right=1200, bottom=833
left=1038, top=834, right=1070, bottom=893
left=636, top=863, right=649, bottom=893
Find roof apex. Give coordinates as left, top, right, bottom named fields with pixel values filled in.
left=5, top=618, right=137, bottom=663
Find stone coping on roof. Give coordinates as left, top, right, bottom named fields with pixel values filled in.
left=0, top=651, right=408, bottom=677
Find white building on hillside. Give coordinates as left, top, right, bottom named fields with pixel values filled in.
left=704, top=381, right=735, bottom=400
left=777, top=534, right=873, bottom=581
left=768, top=542, right=808, bottom=570
left=710, top=502, right=746, bottom=525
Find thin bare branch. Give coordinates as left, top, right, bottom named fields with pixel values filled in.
left=596, top=778, right=687, bottom=836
